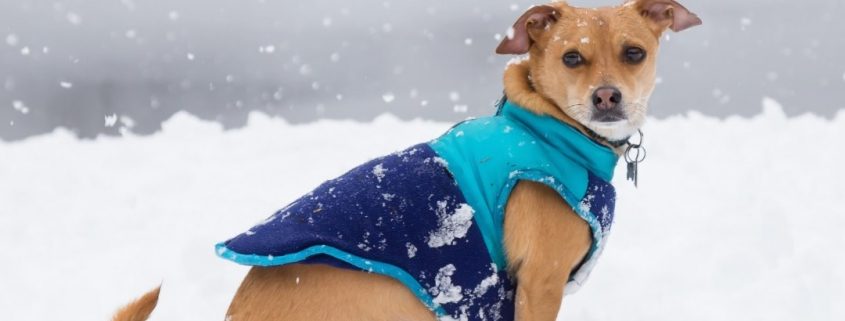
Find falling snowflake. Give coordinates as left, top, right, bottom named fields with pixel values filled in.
left=12, top=101, right=29, bottom=114
left=105, top=114, right=118, bottom=127
left=5, top=34, right=18, bottom=47
left=66, top=12, right=82, bottom=25
left=382, top=93, right=395, bottom=103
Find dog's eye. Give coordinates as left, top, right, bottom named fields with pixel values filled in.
left=623, top=47, right=646, bottom=64
left=562, top=52, right=584, bottom=68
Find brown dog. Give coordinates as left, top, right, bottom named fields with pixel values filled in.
left=114, top=1, right=700, bottom=320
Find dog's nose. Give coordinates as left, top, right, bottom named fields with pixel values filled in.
left=592, top=87, right=622, bottom=110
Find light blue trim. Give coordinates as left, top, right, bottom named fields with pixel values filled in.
left=429, top=100, right=618, bottom=270
left=215, top=243, right=447, bottom=316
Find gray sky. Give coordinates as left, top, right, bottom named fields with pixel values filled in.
left=1, top=0, right=843, bottom=141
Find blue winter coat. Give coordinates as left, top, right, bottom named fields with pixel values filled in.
left=216, top=98, right=619, bottom=321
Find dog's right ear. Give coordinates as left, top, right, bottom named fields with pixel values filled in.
left=496, top=5, right=560, bottom=55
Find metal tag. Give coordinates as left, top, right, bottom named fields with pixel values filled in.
left=626, top=161, right=638, bottom=187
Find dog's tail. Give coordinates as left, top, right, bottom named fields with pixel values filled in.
left=112, top=286, right=161, bottom=321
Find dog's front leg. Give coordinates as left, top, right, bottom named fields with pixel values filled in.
left=513, top=271, right=565, bottom=321
left=504, top=181, right=592, bottom=321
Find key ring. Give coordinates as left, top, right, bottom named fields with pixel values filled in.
left=625, top=129, right=647, bottom=164
left=624, top=129, right=646, bottom=187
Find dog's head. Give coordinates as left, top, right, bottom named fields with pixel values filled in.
left=497, top=0, right=701, bottom=141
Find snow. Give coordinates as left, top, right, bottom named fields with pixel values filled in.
left=66, top=12, right=82, bottom=26
left=449, top=91, right=461, bottom=102
left=372, top=163, right=387, bottom=182
left=505, top=27, right=515, bottom=40
left=472, top=268, right=500, bottom=297
left=168, top=11, right=180, bottom=21
left=741, top=17, right=753, bottom=31
left=12, top=100, right=29, bottom=114
left=427, top=203, right=475, bottom=248
left=430, top=156, right=449, bottom=167
left=298, top=64, right=312, bottom=76
left=5, top=33, right=18, bottom=46
left=104, top=114, right=118, bottom=127
left=382, top=93, right=395, bottom=103
left=431, top=264, right=463, bottom=305
left=406, top=242, right=418, bottom=258
left=1, top=99, right=844, bottom=321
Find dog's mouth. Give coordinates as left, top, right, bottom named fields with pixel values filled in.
left=579, top=107, right=641, bottom=142
left=591, top=110, right=627, bottom=123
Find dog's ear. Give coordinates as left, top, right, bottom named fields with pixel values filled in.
left=496, top=5, right=560, bottom=55
left=629, top=0, right=702, bottom=34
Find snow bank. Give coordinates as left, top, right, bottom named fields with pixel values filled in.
left=1, top=100, right=843, bottom=321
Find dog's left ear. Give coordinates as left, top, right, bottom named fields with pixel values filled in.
left=629, top=0, right=702, bottom=34
left=496, top=5, right=560, bottom=55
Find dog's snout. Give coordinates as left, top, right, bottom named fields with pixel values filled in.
left=592, top=87, right=622, bottom=110
left=591, top=86, right=626, bottom=123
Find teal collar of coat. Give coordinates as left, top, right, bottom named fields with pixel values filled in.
left=429, top=99, right=620, bottom=268
left=498, top=100, right=619, bottom=181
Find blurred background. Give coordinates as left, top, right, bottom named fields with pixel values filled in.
left=2, top=0, right=843, bottom=141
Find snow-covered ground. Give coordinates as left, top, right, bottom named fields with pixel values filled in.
left=1, top=99, right=843, bottom=321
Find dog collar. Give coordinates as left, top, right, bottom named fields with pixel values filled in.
left=583, top=127, right=630, bottom=148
